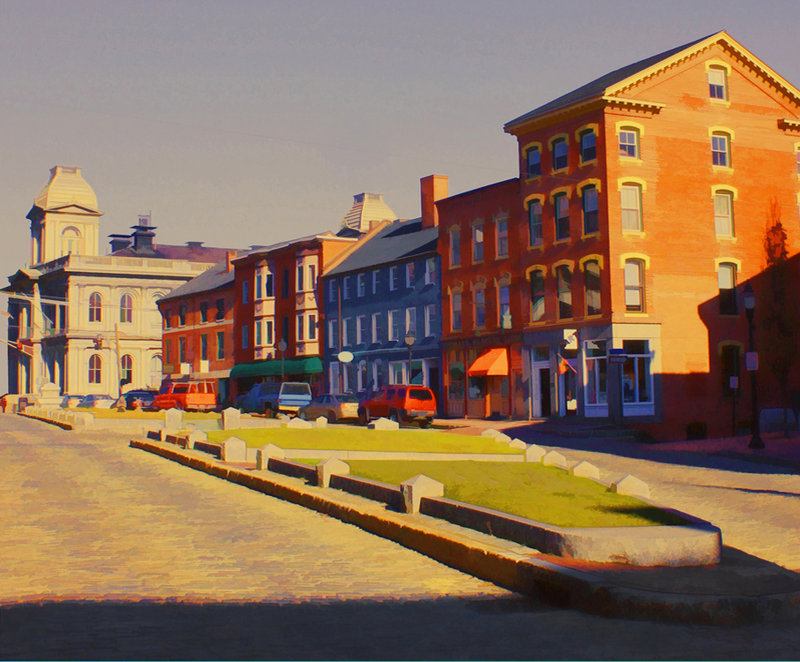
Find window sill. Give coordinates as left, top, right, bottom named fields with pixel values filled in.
left=581, top=232, right=600, bottom=241
left=712, top=165, right=733, bottom=174
left=527, top=244, right=544, bottom=252
left=524, top=175, right=543, bottom=184
left=619, top=156, right=643, bottom=164
left=622, top=230, right=646, bottom=238
left=551, top=167, right=569, bottom=176
left=715, top=235, right=737, bottom=242
left=448, top=264, right=462, bottom=271
left=710, top=98, right=731, bottom=108
left=472, top=260, right=484, bottom=266
left=624, top=311, right=649, bottom=317
left=579, top=158, right=598, bottom=168
left=553, top=238, right=571, bottom=246
left=494, top=254, right=509, bottom=261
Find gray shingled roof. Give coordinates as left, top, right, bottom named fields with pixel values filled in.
left=158, top=259, right=235, bottom=302
left=325, top=218, right=438, bottom=277
left=504, top=33, right=714, bottom=129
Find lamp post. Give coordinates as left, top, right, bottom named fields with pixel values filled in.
left=743, top=284, right=764, bottom=449
left=277, top=338, right=287, bottom=382
left=404, top=330, right=415, bottom=385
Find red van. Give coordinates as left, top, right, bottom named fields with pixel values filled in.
left=153, top=378, right=218, bottom=411
left=358, top=386, right=437, bottom=427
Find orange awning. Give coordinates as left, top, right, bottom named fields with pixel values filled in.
left=467, top=348, right=509, bottom=377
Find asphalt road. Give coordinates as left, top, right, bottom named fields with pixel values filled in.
left=2, top=414, right=800, bottom=660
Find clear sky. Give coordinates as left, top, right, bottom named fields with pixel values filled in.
left=1, top=0, right=798, bottom=390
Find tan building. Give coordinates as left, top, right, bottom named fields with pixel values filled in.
left=4, top=165, right=233, bottom=398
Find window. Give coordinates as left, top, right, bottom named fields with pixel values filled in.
left=89, top=292, right=102, bottom=323
left=265, top=320, right=274, bottom=345
left=119, top=294, right=133, bottom=324
left=308, top=265, right=316, bottom=291
left=388, top=310, right=402, bottom=341
left=328, top=279, right=337, bottom=303
left=619, top=129, right=639, bottom=158
left=357, top=273, right=366, bottom=297
left=297, top=314, right=304, bottom=341
left=215, top=298, right=225, bottom=321
left=178, top=305, right=187, bottom=326
left=554, top=193, right=570, bottom=241
left=530, top=270, right=545, bottom=321
left=424, top=258, right=435, bottom=285
left=216, top=331, right=225, bottom=359
left=282, top=269, right=289, bottom=298
left=327, top=319, right=338, bottom=349
left=199, top=302, right=208, bottom=323
left=242, top=325, right=249, bottom=349
left=621, top=184, right=643, bottom=231
left=584, top=260, right=601, bottom=315
left=424, top=303, right=437, bottom=337
left=449, top=228, right=461, bottom=267
left=165, top=339, right=173, bottom=364
left=405, top=262, right=414, bottom=288
left=526, top=146, right=541, bottom=177
left=308, top=314, right=316, bottom=340
left=282, top=317, right=289, bottom=344
left=451, top=292, right=462, bottom=331
left=556, top=266, right=573, bottom=319
left=371, top=312, right=382, bottom=343
left=342, top=317, right=351, bottom=346
left=472, top=225, right=484, bottom=262
left=552, top=138, right=567, bottom=170
left=622, top=340, right=652, bottom=404
left=163, top=309, right=172, bottom=329
left=498, top=285, right=510, bottom=328
left=296, top=265, right=304, bottom=291
left=343, top=276, right=352, bottom=300
left=179, top=337, right=186, bottom=362
left=712, top=133, right=730, bottom=167
left=624, top=259, right=645, bottom=312
left=389, top=266, right=399, bottom=291
left=200, top=335, right=208, bottom=361
left=120, top=354, right=133, bottom=385
left=405, top=307, right=416, bottom=336
left=357, top=315, right=366, bottom=344
left=242, top=280, right=249, bottom=304
left=357, top=360, right=367, bottom=392
left=582, top=185, right=599, bottom=235
left=580, top=130, right=596, bottom=163
left=708, top=67, right=727, bottom=100
left=265, top=273, right=274, bottom=297
left=255, top=321, right=262, bottom=346
left=89, top=354, right=102, bottom=384
left=496, top=219, right=508, bottom=257
left=528, top=200, right=543, bottom=246
left=720, top=344, right=741, bottom=397
left=372, top=270, right=379, bottom=294
left=474, top=289, right=486, bottom=328
left=255, top=273, right=263, bottom=299
left=718, top=262, right=738, bottom=315
left=584, top=340, right=607, bottom=405
left=714, top=191, right=735, bottom=237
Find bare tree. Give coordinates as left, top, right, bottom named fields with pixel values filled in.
left=760, top=198, right=799, bottom=433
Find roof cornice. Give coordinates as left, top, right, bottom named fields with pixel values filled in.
left=778, top=118, right=800, bottom=133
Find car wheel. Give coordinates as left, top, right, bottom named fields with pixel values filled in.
left=299, top=410, right=307, bottom=420
left=264, top=404, right=275, bottom=418
left=326, top=411, right=337, bottom=424
left=419, top=417, right=432, bottom=429
left=358, top=408, right=370, bottom=426
left=389, top=410, right=400, bottom=424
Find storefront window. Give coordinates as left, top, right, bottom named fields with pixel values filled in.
left=622, top=340, right=652, bottom=403
left=584, top=340, right=607, bottom=405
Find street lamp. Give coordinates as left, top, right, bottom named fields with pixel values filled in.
left=404, top=330, right=415, bottom=385
left=742, top=284, right=764, bottom=449
left=278, top=338, right=288, bottom=382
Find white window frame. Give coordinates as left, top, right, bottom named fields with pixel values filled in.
left=424, top=258, right=435, bottom=285
left=357, top=273, right=366, bottom=297
left=496, top=219, right=508, bottom=258
left=357, top=315, right=366, bottom=344
left=371, top=312, right=381, bottom=343
left=621, top=184, right=643, bottom=232
left=372, top=269, right=379, bottom=294
left=424, top=303, right=436, bottom=337
left=296, top=313, right=304, bottom=341
left=714, top=191, right=735, bottom=237
left=405, top=262, right=414, bottom=288
left=342, top=317, right=351, bottom=346
left=389, top=266, right=399, bottom=291
left=388, top=309, right=401, bottom=341
left=327, top=319, right=337, bottom=349
left=405, top=307, right=416, bottom=336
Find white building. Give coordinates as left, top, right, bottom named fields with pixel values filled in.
left=4, top=165, right=233, bottom=397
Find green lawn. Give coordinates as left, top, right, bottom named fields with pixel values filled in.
left=298, top=459, right=686, bottom=528
left=206, top=427, right=522, bottom=455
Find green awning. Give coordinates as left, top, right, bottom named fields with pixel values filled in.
left=230, top=356, right=323, bottom=379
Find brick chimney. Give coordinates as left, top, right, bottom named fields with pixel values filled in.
left=226, top=250, right=237, bottom=272
left=420, top=175, right=448, bottom=228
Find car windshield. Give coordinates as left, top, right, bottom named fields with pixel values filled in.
left=172, top=385, right=189, bottom=393
left=281, top=383, right=311, bottom=395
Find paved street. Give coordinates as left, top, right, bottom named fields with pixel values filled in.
left=2, top=414, right=800, bottom=660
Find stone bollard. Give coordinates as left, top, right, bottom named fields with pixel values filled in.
left=221, top=436, right=247, bottom=462
left=315, top=416, right=328, bottom=428
left=367, top=417, right=400, bottom=430
left=481, top=428, right=501, bottom=438
left=222, top=407, right=241, bottom=430
left=186, top=429, right=208, bottom=450
left=494, top=433, right=512, bottom=444
left=256, top=443, right=285, bottom=470
left=525, top=444, right=546, bottom=462
left=287, top=417, right=313, bottom=429
left=164, top=408, right=183, bottom=431
left=400, top=474, right=444, bottom=514
left=542, top=450, right=569, bottom=469
left=316, top=458, right=350, bottom=488
left=509, top=439, right=527, bottom=450
left=570, top=460, right=601, bottom=480
left=612, top=474, right=650, bottom=499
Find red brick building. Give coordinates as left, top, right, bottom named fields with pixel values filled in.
left=445, top=31, right=800, bottom=439
left=229, top=232, right=358, bottom=397
left=157, top=251, right=239, bottom=403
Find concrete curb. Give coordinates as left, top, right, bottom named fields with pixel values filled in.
left=130, top=437, right=800, bottom=624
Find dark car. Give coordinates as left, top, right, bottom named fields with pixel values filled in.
left=358, top=385, right=437, bottom=427
left=124, top=389, right=158, bottom=410
left=236, top=382, right=313, bottom=416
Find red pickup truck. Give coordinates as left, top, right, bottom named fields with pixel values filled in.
left=358, top=386, right=437, bottom=428
left=153, top=378, right=218, bottom=411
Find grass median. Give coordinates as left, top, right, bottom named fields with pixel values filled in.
left=206, top=427, right=523, bottom=455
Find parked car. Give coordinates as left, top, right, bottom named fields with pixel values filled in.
left=77, top=394, right=115, bottom=409
left=358, top=386, right=437, bottom=427
left=123, top=389, right=158, bottom=410
left=236, top=381, right=312, bottom=416
left=60, top=394, right=85, bottom=409
left=152, top=378, right=217, bottom=411
left=298, top=393, right=359, bottom=423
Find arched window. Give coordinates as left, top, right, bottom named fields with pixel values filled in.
left=89, top=354, right=102, bottom=384
left=714, top=190, right=735, bottom=237
left=584, top=260, right=601, bottom=316
left=530, top=269, right=545, bottom=321
left=620, top=184, right=643, bottom=232
left=120, top=354, right=133, bottom=385
left=120, top=294, right=133, bottom=324
left=624, top=259, right=645, bottom=312
left=89, top=292, right=102, bottom=323
left=552, top=138, right=568, bottom=170
left=556, top=265, right=573, bottom=319
left=579, top=130, right=596, bottom=163
left=62, top=227, right=81, bottom=256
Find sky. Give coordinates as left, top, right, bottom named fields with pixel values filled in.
left=1, top=0, right=799, bottom=390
